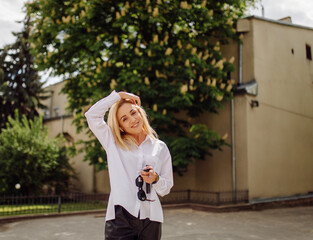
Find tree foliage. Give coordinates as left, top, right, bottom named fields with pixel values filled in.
left=0, top=112, right=75, bottom=195
left=0, top=19, right=47, bottom=130
left=26, top=0, right=255, bottom=174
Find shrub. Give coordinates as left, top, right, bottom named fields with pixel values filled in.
left=0, top=112, right=75, bottom=195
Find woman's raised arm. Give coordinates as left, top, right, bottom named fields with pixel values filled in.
left=84, top=91, right=121, bottom=150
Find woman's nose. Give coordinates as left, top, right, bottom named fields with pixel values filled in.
left=129, top=116, right=136, bottom=123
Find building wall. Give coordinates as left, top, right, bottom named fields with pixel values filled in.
left=192, top=34, right=253, bottom=193
left=195, top=105, right=233, bottom=192
left=246, top=18, right=313, bottom=199
left=195, top=17, right=313, bottom=199
left=40, top=82, right=111, bottom=193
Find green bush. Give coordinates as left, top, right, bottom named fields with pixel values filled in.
left=0, top=112, right=75, bottom=195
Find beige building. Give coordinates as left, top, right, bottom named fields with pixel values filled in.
left=41, top=16, right=313, bottom=203
left=40, top=82, right=103, bottom=193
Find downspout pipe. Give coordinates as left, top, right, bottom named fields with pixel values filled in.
left=231, top=40, right=243, bottom=203
left=239, top=43, right=243, bottom=85
left=61, top=115, right=64, bottom=133
left=49, top=90, right=54, bottom=118
left=231, top=98, right=236, bottom=203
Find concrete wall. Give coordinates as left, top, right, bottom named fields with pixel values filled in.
left=40, top=82, right=110, bottom=193
left=190, top=34, right=252, bottom=193
left=195, top=105, right=233, bottom=192
left=246, top=18, right=313, bottom=199
left=193, top=17, right=313, bottom=199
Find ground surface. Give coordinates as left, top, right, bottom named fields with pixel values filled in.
left=0, top=206, right=312, bottom=240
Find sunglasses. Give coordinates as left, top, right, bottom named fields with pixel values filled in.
left=135, top=175, right=155, bottom=202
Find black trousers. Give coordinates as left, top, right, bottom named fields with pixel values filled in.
left=105, top=205, right=162, bottom=240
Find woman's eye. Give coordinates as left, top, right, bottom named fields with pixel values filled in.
left=131, top=111, right=136, bottom=115
left=123, top=118, right=127, bottom=122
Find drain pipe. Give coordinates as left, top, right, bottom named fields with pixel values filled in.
left=238, top=43, right=243, bottom=85
left=49, top=90, right=54, bottom=118
left=231, top=98, right=236, bottom=203
left=61, top=115, right=64, bottom=133
left=231, top=41, right=243, bottom=203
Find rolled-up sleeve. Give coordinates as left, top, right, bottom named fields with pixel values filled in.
left=153, top=145, right=174, bottom=197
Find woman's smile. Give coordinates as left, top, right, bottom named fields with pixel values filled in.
left=131, top=121, right=141, bottom=128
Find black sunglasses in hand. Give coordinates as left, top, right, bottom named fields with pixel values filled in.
left=135, top=175, right=155, bottom=202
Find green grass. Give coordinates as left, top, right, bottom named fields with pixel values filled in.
left=0, top=202, right=106, bottom=217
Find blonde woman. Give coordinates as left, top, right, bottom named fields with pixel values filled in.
left=85, top=91, right=173, bottom=240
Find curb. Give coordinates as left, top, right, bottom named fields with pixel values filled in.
left=163, top=195, right=313, bottom=212
left=163, top=203, right=252, bottom=212
left=0, top=209, right=106, bottom=224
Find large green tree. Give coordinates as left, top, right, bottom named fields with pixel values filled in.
left=26, top=0, right=255, bottom=174
left=0, top=19, right=47, bottom=130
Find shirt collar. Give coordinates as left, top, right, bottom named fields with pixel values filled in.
left=138, top=134, right=153, bottom=148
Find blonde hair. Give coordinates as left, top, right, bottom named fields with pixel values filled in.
left=107, top=99, right=158, bottom=150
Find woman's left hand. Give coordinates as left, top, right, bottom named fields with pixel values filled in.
left=140, top=166, right=158, bottom=184
left=118, top=91, right=141, bottom=106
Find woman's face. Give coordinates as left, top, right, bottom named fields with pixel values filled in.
left=117, top=103, right=144, bottom=136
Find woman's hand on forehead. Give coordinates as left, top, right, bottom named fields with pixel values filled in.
left=118, top=92, right=141, bottom=106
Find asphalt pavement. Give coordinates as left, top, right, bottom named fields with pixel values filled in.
left=0, top=206, right=313, bottom=240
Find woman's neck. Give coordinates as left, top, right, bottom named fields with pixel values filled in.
left=133, top=131, right=147, bottom=146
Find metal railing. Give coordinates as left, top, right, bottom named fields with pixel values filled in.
left=0, top=190, right=248, bottom=217
left=160, top=190, right=249, bottom=206
left=0, top=192, right=108, bottom=217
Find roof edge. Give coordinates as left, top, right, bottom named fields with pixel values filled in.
left=244, top=15, right=313, bottom=31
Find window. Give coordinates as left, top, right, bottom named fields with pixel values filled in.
left=306, top=44, right=312, bottom=60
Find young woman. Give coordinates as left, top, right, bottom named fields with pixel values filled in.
left=85, top=91, right=174, bottom=240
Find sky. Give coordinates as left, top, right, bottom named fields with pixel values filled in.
left=1, top=0, right=313, bottom=85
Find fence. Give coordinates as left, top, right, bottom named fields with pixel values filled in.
left=0, top=192, right=108, bottom=217
left=160, top=190, right=249, bottom=206
left=0, top=190, right=248, bottom=217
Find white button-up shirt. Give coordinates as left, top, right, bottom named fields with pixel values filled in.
left=85, top=91, right=174, bottom=222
